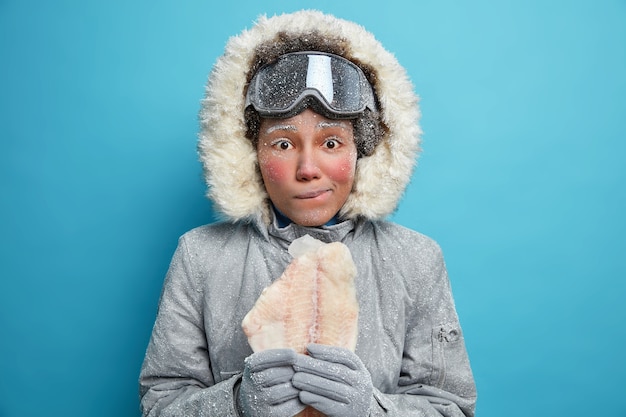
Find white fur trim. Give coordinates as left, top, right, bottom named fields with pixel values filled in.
left=198, top=10, right=421, bottom=222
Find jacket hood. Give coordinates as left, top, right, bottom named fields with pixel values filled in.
left=198, top=10, right=421, bottom=223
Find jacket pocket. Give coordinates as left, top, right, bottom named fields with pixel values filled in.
left=430, top=323, right=464, bottom=388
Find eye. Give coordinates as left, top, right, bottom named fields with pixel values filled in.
left=324, top=139, right=339, bottom=149
left=272, top=139, right=293, bottom=150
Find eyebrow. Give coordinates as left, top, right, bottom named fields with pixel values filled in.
left=263, top=120, right=349, bottom=135
left=316, top=121, right=349, bottom=130
left=264, top=124, right=298, bottom=135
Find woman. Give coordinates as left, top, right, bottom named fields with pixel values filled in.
left=140, top=10, right=476, bottom=417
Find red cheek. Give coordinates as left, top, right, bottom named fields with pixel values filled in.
left=261, top=159, right=289, bottom=183
left=325, top=157, right=356, bottom=181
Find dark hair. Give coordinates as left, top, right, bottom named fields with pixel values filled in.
left=244, top=31, right=386, bottom=158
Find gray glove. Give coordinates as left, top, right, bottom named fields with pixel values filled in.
left=292, top=344, right=373, bottom=417
left=237, top=348, right=305, bottom=417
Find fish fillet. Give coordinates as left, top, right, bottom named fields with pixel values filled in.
left=241, top=235, right=359, bottom=417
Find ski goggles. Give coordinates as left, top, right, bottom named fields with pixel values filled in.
left=245, top=51, right=377, bottom=119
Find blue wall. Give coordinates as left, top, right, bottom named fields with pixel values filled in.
left=1, top=1, right=624, bottom=416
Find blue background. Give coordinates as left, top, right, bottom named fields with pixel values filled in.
left=1, top=1, right=625, bottom=416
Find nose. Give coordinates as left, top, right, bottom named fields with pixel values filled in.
left=296, top=148, right=321, bottom=181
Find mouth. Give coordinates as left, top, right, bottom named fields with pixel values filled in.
left=295, top=189, right=330, bottom=199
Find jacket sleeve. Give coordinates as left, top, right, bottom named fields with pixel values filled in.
left=139, top=236, right=240, bottom=417
left=370, top=239, right=477, bottom=417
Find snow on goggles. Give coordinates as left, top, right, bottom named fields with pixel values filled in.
left=245, top=51, right=377, bottom=119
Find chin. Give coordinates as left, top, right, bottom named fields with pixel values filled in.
left=293, top=218, right=327, bottom=227
left=291, top=210, right=334, bottom=227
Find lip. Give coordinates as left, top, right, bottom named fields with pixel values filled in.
left=295, top=189, right=330, bottom=199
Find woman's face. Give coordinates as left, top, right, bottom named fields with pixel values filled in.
left=257, top=109, right=357, bottom=227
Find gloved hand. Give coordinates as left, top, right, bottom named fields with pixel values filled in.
left=292, top=344, right=373, bottom=417
left=237, top=348, right=305, bottom=417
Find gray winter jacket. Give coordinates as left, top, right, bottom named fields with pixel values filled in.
left=139, top=215, right=476, bottom=416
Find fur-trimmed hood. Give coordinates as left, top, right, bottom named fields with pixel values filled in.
left=198, top=10, right=421, bottom=223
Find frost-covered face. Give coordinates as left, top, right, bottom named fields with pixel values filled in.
left=257, top=109, right=357, bottom=227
